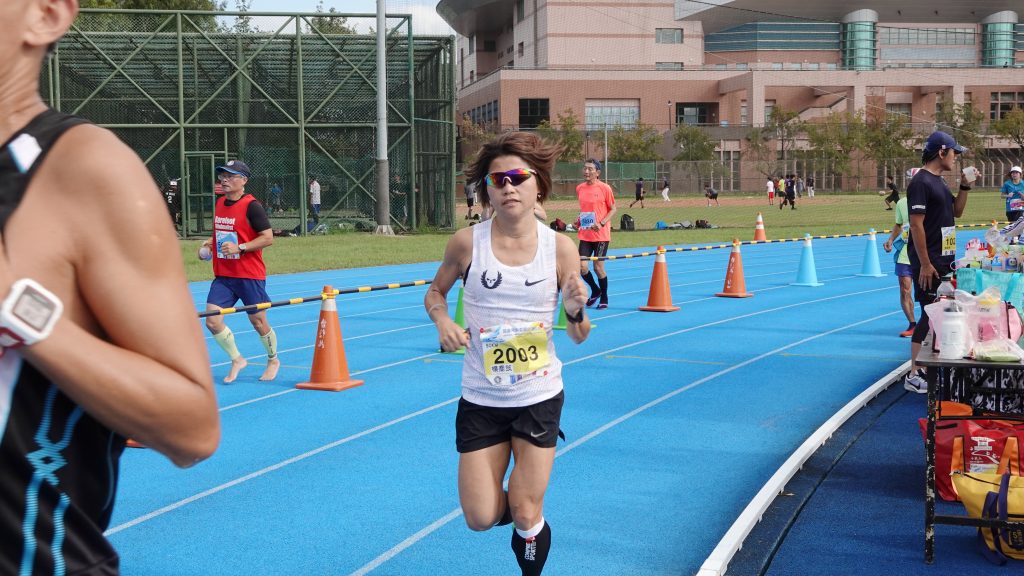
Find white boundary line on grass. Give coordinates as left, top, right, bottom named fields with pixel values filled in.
left=695, top=359, right=911, bottom=576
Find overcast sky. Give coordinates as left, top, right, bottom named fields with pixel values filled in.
left=246, top=0, right=454, bottom=35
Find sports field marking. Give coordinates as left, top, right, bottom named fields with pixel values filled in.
left=350, top=305, right=899, bottom=575
left=111, top=287, right=892, bottom=537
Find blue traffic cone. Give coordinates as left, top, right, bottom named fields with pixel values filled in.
left=442, top=286, right=466, bottom=355
left=856, top=228, right=886, bottom=277
left=791, top=234, right=824, bottom=287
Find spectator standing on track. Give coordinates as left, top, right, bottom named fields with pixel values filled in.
left=904, top=131, right=974, bottom=392
left=308, top=175, right=321, bottom=223
left=1000, top=166, right=1024, bottom=223
left=883, top=197, right=917, bottom=337
left=629, top=176, right=645, bottom=208
left=881, top=174, right=900, bottom=210
left=425, top=131, right=590, bottom=576
left=576, top=158, right=616, bottom=309
left=0, top=2, right=219, bottom=572
left=201, top=160, right=280, bottom=383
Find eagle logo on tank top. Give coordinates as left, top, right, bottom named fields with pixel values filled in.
left=480, top=270, right=503, bottom=290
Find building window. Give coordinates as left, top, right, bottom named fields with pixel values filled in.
left=468, top=34, right=475, bottom=55
left=740, top=100, right=748, bottom=125
left=679, top=103, right=713, bottom=126
left=764, top=100, right=776, bottom=121
left=720, top=150, right=740, bottom=190
left=517, top=0, right=525, bottom=22
left=655, top=62, right=684, bottom=71
left=585, top=99, right=640, bottom=130
left=519, top=98, right=549, bottom=129
left=469, top=70, right=475, bottom=83
left=483, top=40, right=496, bottom=52
left=886, top=103, right=912, bottom=121
left=656, top=28, right=683, bottom=44
left=991, top=92, right=1024, bottom=120
left=518, top=42, right=524, bottom=57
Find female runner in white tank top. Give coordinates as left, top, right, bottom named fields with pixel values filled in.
left=426, top=132, right=590, bottom=575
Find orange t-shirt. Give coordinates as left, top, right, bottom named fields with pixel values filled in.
left=576, top=180, right=615, bottom=242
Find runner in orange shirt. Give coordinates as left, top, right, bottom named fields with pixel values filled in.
left=576, top=159, right=617, bottom=309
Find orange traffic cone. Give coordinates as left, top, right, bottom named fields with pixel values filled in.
left=716, top=239, right=754, bottom=298
left=753, top=212, right=767, bottom=242
left=638, top=247, right=679, bottom=312
left=296, top=285, right=365, bottom=392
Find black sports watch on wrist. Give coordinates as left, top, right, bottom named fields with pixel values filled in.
left=0, top=279, right=63, bottom=348
left=565, top=307, right=585, bottom=324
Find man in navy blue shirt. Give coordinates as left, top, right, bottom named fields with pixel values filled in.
left=904, top=131, right=974, bottom=392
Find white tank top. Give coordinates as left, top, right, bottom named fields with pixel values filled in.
left=461, top=219, right=562, bottom=407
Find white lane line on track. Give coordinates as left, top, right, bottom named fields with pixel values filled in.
left=349, top=303, right=899, bottom=576
left=104, top=396, right=460, bottom=536
left=116, top=283, right=894, bottom=538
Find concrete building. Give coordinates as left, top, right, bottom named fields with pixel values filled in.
left=436, top=0, right=1024, bottom=191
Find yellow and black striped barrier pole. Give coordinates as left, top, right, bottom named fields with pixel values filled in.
left=197, top=280, right=431, bottom=318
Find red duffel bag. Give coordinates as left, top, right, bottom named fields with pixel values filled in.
left=919, top=413, right=1024, bottom=502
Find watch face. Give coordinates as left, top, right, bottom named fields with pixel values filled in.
left=12, top=285, right=55, bottom=331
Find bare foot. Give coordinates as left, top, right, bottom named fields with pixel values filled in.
left=259, top=357, right=281, bottom=381
left=224, top=357, right=247, bottom=383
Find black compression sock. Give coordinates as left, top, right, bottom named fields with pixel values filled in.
left=581, top=271, right=600, bottom=295
left=510, top=521, right=551, bottom=576
left=597, top=275, right=609, bottom=304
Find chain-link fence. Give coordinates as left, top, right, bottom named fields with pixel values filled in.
left=45, top=9, right=455, bottom=236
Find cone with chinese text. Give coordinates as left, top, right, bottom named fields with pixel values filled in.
left=856, top=228, right=885, bottom=277
left=715, top=239, right=754, bottom=298
left=297, top=285, right=364, bottom=391
left=753, top=212, right=767, bottom=242
left=639, top=247, right=679, bottom=312
left=442, top=286, right=467, bottom=355
left=791, top=234, right=824, bottom=287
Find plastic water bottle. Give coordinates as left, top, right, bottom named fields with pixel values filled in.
left=936, top=280, right=955, bottom=301
left=938, top=300, right=969, bottom=360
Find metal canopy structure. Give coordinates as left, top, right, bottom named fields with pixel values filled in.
left=44, top=9, right=456, bottom=236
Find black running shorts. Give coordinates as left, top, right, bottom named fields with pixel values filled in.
left=455, top=390, right=564, bottom=453
left=578, top=240, right=609, bottom=258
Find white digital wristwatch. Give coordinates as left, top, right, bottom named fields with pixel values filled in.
left=0, top=279, right=63, bottom=348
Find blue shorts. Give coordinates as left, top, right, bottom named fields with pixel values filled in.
left=207, top=277, right=270, bottom=314
left=894, top=263, right=913, bottom=278
left=311, top=204, right=321, bottom=215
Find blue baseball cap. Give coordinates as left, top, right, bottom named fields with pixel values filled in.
left=216, top=160, right=251, bottom=178
left=923, top=131, right=966, bottom=155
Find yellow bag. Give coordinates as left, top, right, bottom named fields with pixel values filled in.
left=951, top=472, right=1024, bottom=564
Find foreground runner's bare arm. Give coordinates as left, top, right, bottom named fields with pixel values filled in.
left=556, top=234, right=590, bottom=343
left=4, top=125, right=219, bottom=467
left=427, top=227, right=472, bottom=352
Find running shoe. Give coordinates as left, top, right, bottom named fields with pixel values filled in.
left=586, top=295, right=600, bottom=307
left=597, top=302, right=608, bottom=310
left=904, top=369, right=928, bottom=394
left=899, top=323, right=916, bottom=338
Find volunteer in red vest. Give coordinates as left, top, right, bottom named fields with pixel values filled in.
left=201, top=160, right=279, bottom=383
left=576, top=159, right=617, bottom=309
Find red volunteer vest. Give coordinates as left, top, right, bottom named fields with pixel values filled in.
left=211, top=194, right=266, bottom=279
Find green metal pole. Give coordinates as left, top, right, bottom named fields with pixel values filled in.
left=296, top=16, right=307, bottom=235
left=407, top=16, right=416, bottom=229
left=177, top=12, right=187, bottom=237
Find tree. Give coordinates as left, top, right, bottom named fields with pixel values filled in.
left=992, top=106, right=1024, bottom=159
left=764, top=106, right=803, bottom=165
left=863, top=112, right=919, bottom=178
left=458, top=114, right=500, bottom=167
left=744, top=126, right=777, bottom=178
left=78, top=0, right=226, bottom=31
left=605, top=123, right=661, bottom=162
left=309, top=0, right=357, bottom=35
left=803, top=111, right=866, bottom=189
left=672, top=124, right=723, bottom=184
left=935, top=100, right=986, bottom=159
left=535, top=108, right=584, bottom=162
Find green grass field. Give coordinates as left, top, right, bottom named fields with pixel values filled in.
left=181, top=190, right=1006, bottom=282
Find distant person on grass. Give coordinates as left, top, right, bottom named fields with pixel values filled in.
left=425, top=131, right=591, bottom=576
left=629, top=176, right=645, bottom=208
left=201, top=160, right=280, bottom=383
left=0, top=1, right=219, bottom=572
left=881, top=174, right=900, bottom=210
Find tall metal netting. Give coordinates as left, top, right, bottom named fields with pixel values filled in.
left=43, top=9, right=455, bottom=236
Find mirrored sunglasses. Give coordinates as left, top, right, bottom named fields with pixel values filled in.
left=484, top=168, right=537, bottom=188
